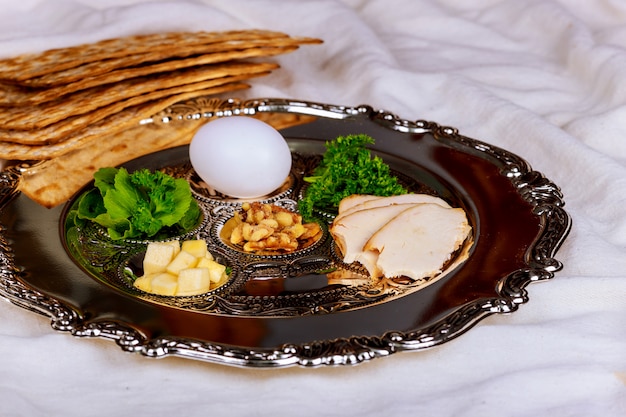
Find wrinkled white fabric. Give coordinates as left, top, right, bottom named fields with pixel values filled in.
left=0, top=1, right=625, bottom=416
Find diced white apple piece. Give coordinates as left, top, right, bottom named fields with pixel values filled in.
left=150, top=272, right=178, bottom=296
left=197, top=257, right=227, bottom=284
left=133, top=274, right=153, bottom=292
left=143, top=241, right=178, bottom=275
left=176, top=267, right=211, bottom=296
left=215, top=272, right=229, bottom=287
left=163, top=240, right=181, bottom=257
left=196, top=257, right=211, bottom=269
left=181, top=239, right=208, bottom=258
left=166, top=250, right=198, bottom=275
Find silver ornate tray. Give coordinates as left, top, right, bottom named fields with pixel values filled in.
left=0, top=98, right=571, bottom=367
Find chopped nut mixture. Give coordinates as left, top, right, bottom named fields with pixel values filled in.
left=229, top=202, right=322, bottom=253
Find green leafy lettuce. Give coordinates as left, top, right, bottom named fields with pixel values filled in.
left=298, top=134, right=408, bottom=220
left=72, top=167, right=201, bottom=240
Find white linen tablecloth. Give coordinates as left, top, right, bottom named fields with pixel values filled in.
left=0, top=1, right=624, bottom=416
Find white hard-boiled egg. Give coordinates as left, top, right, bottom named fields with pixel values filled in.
left=189, top=116, right=292, bottom=198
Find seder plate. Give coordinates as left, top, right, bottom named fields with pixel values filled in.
left=0, top=98, right=571, bottom=367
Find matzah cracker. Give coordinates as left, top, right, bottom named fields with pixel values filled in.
left=0, top=82, right=249, bottom=158
left=0, top=62, right=277, bottom=128
left=0, top=74, right=260, bottom=146
left=18, top=36, right=320, bottom=88
left=8, top=45, right=301, bottom=99
left=0, top=30, right=290, bottom=82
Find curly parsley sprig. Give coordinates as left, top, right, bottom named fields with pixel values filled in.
left=298, top=134, right=407, bottom=220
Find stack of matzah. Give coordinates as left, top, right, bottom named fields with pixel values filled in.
left=0, top=30, right=321, bottom=207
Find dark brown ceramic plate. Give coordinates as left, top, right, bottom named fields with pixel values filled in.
left=0, top=98, right=571, bottom=367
